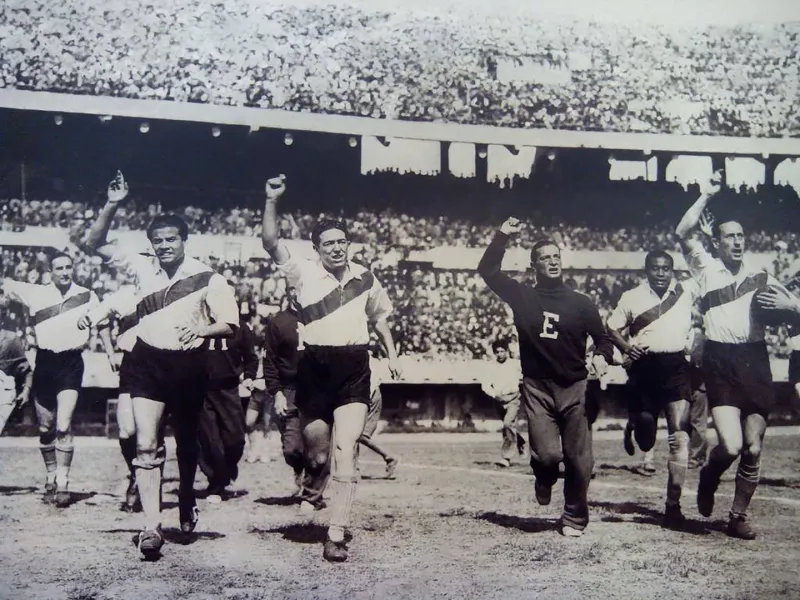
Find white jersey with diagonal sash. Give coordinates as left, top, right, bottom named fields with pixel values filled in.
left=87, top=286, right=140, bottom=353
left=277, top=243, right=393, bottom=347
left=607, top=279, right=698, bottom=354
left=107, top=246, right=240, bottom=351
left=2, top=279, right=98, bottom=352
left=684, top=245, right=782, bottom=344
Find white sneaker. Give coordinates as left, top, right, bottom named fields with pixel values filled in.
left=561, top=525, right=584, bottom=537
left=206, top=494, right=222, bottom=505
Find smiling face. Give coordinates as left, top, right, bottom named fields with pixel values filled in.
left=314, top=228, right=349, bottom=271
left=645, top=256, right=673, bottom=295
left=713, top=221, right=745, bottom=268
left=532, top=244, right=562, bottom=281
left=50, top=255, right=74, bottom=288
left=493, top=346, right=509, bottom=363
left=149, top=226, right=186, bottom=268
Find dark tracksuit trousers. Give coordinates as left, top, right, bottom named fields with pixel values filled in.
left=478, top=231, right=614, bottom=532
left=198, top=378, right=246, bottom=492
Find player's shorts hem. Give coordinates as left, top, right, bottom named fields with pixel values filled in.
left=626, top=352, right=692, bottom=413
left=703, top=341, right=774, bottom=417
left=31, top=349, right=84, bottom=406
left=125, top=340, right=208, bottom=406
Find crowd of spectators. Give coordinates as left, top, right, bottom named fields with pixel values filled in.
left=1, top=242, right=797, bottom=362
left=1, top=1, right=798, bottom=137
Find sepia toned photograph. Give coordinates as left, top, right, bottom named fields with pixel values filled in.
left=0, top=0, right=799, bottom=598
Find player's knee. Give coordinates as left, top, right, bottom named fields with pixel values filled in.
left=307, top=451, right=330, bottom=472
left=742, top=443, right=762, bottom=463
left=133, top=445, right=164, bottom=469
left=667, top=432, right=689, bottom=461
left=55, top=429, right=73, bottom=447
left=39, top=430, right=56, bottom=447
left=534, top=451, right=562, bottom=471
left=717, top=439, right=743, bottom=460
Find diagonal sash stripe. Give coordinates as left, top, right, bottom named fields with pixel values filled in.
left=700, top=272, right=768, bottom=315
left=300, top=271, right=375, bottom=326
left=629, top=284, right=684, bottom=338
left=118, top=312, right=138, bottom=335
left=135, top=272, right=214, bottom=322
left=31, top=291, right=91, bottom=326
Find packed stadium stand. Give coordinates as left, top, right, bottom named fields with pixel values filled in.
left=1, top=0, right=798, bottom=137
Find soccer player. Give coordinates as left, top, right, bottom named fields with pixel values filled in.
left=198, top=313, right=259, bottom=503
left=606, top=250, right=698, bottom=528
left=263, top=286, right=307, bottom=494
left=78, top=285, right=160, bottom=512
left=478, top=217, right=614, bottom=537
left=357, top=356, right=399, bottom=478
left=0, top=295, right=33, bottom=435
left=80, top=172, right=240, bottom=559
left=676, top=174, right=800, bottom=539
left=243, top=328, right=272, bottom=464
left=1, top=252, right=101, bottom=507
left=261, top=175, right=402, bottom=562
left=479, top=338, right=526, bottom=467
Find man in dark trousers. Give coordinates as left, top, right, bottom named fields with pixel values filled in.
left=263, top=286, right=308, bottom=497
left=478, top=217, right=614, bottom=538
left=198, top=311, right=260, bottom=503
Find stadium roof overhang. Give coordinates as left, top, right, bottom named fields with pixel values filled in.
left=1, top=90, right=799, bottom=158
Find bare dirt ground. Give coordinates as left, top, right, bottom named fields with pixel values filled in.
left=1, top=429, right=799, bottom=600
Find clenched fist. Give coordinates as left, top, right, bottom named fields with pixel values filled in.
left=265, top=175, right=286, bottom=202
left=500, top=217, right=523, bottom=236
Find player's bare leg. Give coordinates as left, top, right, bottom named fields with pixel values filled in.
left=117, top=393, right=140, bottom=511
left=726, top=412, right=767, bottom=540
left=662, top=399, right=690, bottom=529
left=298, top=417, right=331, bottom=514
left=50, top=390, right=79, bottom=507
left=34, top=399, right=58, bottom=504
left=324, top=402, right=368, bottom=562
left=697, top=406, right=743, bottom=519
left=131, top=396, right=167, bottom=559
left=357, top=435, right=398, bottom=479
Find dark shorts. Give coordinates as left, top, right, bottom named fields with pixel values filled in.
left=789, top=351, right=800, bottom=385
left=32, top=349, right=84, bottom=408
left=247, top=388, right=275, bottom=415
left=703, top=341, right=774, bottom=418
left=118, top=351, right=133, bottom=396
left=296, top=344, right=371, bottom=423
left=125, top=339, right=209, bottom=408
left=361, top=387, right=383, bottom=439
left=626, top=352, right=692, bottom=416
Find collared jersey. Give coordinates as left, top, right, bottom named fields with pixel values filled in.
left=2, top=279, right=98, bottom=352
left=108, top=247, right=239, bottom=351
left=480, top=358, right=522, bottom=401
left=684, top=245, right=781, bottom=344
left=607, top=279, right=698, bottom=354
left=88, top=287, right=140, bottom=353
left=277, top=243, right=393, bottom=347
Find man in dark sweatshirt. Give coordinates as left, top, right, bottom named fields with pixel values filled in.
left=198, top=314, right=260, bottom=503
left=478, top=217, right=614, bottom=537
left=262, top=287, right=310, bottom=500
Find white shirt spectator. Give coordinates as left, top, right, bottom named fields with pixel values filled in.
left=480, top=358, right=521, bottom=401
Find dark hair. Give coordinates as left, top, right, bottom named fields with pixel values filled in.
left=50, top=252, right=74, bottom=269
left=146, top=214, right=189, bottom=241
left=529, top=239, right=560, bottom=263
left=644, top=250, right=674, bottom=270
left=311, top=218, right=349, bottom=247
left=491, top=338, right=510, bottom=352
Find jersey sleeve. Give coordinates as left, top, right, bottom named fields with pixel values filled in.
left=205, top=274, right=241, bottom=327
left=365, top=274, right=393, bottom=323
left=683, top=243, right=713, bottom=280
left=1, top=279, right=39, bottom=308
left=275, top=242, right=310, bottom=293
left=606, top=292, right=632, bottom=332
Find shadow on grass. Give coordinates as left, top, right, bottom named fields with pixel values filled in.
left=592, top=501, right=718, bottom=536
left=0, top=485, right=38, bottom=495
left=759, top=476, right=800, bottom=489
left=475, top=511, right=559, bottom=534
left=250, top=523, right=353, bottom=545
left=52, top=491, right=97, bottom=508
left=253, top=496, right=300, bottom=507
left=597, top=463, right=656, bottom=477
left=100, top=528, right=225, bottom=546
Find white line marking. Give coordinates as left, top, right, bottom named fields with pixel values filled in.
left=362, top=460, right=800, bottom=508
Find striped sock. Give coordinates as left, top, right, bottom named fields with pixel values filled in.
left=328, top=476, right=358, bottom=543
left=55, top=441, right=74, bottom=490
left=119, top=437, right=137, bottom=477
left=135, top=466, right=162, bottom=531
left=730, top=456, right=761, bottom=518
left=40, top=444, right=57, bottom=484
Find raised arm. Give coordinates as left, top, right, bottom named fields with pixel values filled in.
left=261, top=175, right=290, bottom=265
left=477, top=218, right=525, bottom=309
left=675, top=173, right=721, bottom=249
left=81, top=171, right=130, bottom=260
